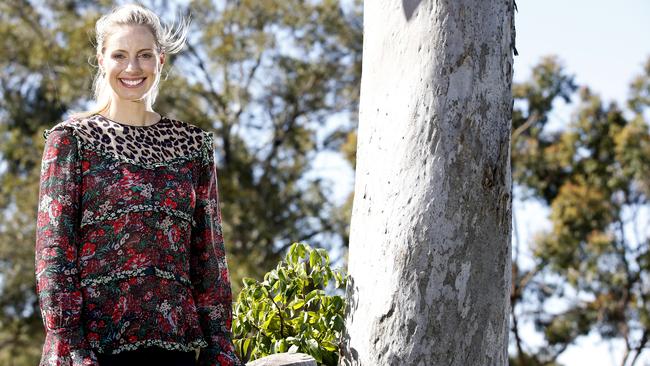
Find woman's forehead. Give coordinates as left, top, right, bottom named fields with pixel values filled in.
left=104, top=25, right=156, bottom=51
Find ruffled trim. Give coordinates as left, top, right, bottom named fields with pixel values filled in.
left=200, top=131, right=215, bottom=167
left=90, top=338, right=208, bottom=355
left=80, top=265, right=193, bottom=288
left=80, top=204, right=195, bottom=228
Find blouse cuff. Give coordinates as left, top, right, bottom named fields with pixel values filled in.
left=40, top=329, right=99, bottom=366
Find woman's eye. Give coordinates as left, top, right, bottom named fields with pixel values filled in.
left=109, top=53, right=152, bottom=61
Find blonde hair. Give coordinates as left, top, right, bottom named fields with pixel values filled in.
left=71, top=3, right=190, bottom=119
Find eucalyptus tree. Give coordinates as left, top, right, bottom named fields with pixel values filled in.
left=341, top=1, right=515, bottom=364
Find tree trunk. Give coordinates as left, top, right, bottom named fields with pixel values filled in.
left=340, top=1, right=514, bottom=365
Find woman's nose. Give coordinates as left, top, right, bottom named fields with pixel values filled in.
left=125, top=57, right=141, bottom=72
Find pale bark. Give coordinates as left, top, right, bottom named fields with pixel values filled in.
left=340, top=1, right=514, bottom=365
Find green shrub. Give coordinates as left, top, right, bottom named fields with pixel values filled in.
left=232, top=242, right=347, bottom=365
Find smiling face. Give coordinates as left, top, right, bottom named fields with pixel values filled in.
left=98, top=25, right=165, bottom=105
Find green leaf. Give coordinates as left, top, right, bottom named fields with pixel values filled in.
left=307, top=311, right=318, bottom=324
left=285, top=284, right=297, bottom=300
left=296, top=243, right=307, bottom=261
left=242, top=277, right=257, bottom=287
left=288, top=344, right=300, bottom=353
left=332, top=314, right=345, bottom=331
left=332, top=296, right=343, bottom=311
left=242, top=338, right=252, bottom=359
left=317, top=248, right=330, bottom=265
left=306, top=339, right=322, bottom=362
left=252, top=287, right=263, bottom=300
left=272, top=292, right=284, bottom=305
left=278, top=268, right=287, bottom=283
left=321, top=340, right=338, bottom=352
left=309, top=249, right=320, bottom=268
left=261, top=314, right=276, bottom=331
left=288, top=243, right=298, bottom=264
left=274, top=339, right=288, bottom=353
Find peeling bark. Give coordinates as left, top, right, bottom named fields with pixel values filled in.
left=340, top=1, right=514, bottom=365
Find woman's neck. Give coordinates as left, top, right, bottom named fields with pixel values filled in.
left=102, top=100, right=159, bottom=126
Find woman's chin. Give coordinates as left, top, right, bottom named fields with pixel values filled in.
left=112, top=90, right=152, bottom=103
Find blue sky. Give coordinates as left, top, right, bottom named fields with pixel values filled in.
left=513, top=1, right=650, bottom=365
left=514, top=0, right=650, bottom=104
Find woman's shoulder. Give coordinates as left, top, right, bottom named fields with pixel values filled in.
left=166, top=116, right=212, bottom=134
left=166, top=117, right=216, bottom=150
left=166, top=116, right=210, bottom=136
left=162, top=117, right=216, bottom=166
left=42, top=117, right=83, bottom=141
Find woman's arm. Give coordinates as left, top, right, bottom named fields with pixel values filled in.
left=191, top=131, right=242, bottom=366
left=36, top=127, right=99, bottom=366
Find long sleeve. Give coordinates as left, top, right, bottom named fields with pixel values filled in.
left=191, top=132, right=242, bottom=366
left=36, top=127, right=99, bottom=366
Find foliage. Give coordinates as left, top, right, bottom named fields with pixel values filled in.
left=510, top=55, right=650, bottom=365
left=232, top=242, right=347, bottom=365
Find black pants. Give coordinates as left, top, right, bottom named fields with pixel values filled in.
left=97, top=346, right=197, bottom=366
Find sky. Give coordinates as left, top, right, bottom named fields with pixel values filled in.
left=514, top=0, right=649, bottom=104
left=512, top=1, right=649, bottom=365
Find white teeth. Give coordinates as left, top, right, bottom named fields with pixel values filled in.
left=121, top=78, right=144, bottom=86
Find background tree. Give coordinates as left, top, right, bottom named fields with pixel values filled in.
left=509, top=56, right=650, bottom=365
left=0, top=1, right=361, bottom=365
left=340, top=0, right=515, bottom=364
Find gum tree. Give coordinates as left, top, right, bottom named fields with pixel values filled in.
left=341, top=1, right=515, bottom=364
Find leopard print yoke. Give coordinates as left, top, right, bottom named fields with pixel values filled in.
left=43, top=113, right=214, bottom=168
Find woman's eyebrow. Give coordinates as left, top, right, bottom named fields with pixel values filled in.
left=112, top=48, right=153, bottom=52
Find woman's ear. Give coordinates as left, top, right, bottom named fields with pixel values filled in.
left=159, top=52, right=166, bottom=69
left=97, top=53, right=104, bottom=72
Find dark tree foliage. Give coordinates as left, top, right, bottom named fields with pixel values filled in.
left=510, top=56, right=650, bottom=366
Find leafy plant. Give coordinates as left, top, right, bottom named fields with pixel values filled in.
left=232, top=242, right=347, bottom=365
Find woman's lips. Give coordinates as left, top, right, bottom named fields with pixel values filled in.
left=119, top=78, right=146, bottom=88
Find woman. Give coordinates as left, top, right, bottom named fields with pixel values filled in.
left=35, top=4, right=242, bottom=366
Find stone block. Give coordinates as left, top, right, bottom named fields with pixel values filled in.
left=245, top=352, right=317, bottom=366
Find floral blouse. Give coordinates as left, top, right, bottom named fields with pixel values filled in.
left=35, top=114, right=242, bottom=366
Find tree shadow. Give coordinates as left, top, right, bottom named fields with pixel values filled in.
left=338, top=274, right=359, bottom=366
left=402, top=0, right=424, bottom=21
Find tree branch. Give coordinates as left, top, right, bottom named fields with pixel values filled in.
left=628, top=329, right=649, bottom=366
left=512, top=111, right=541, bottom=141
left=185, top=41, right=228, bottom=115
